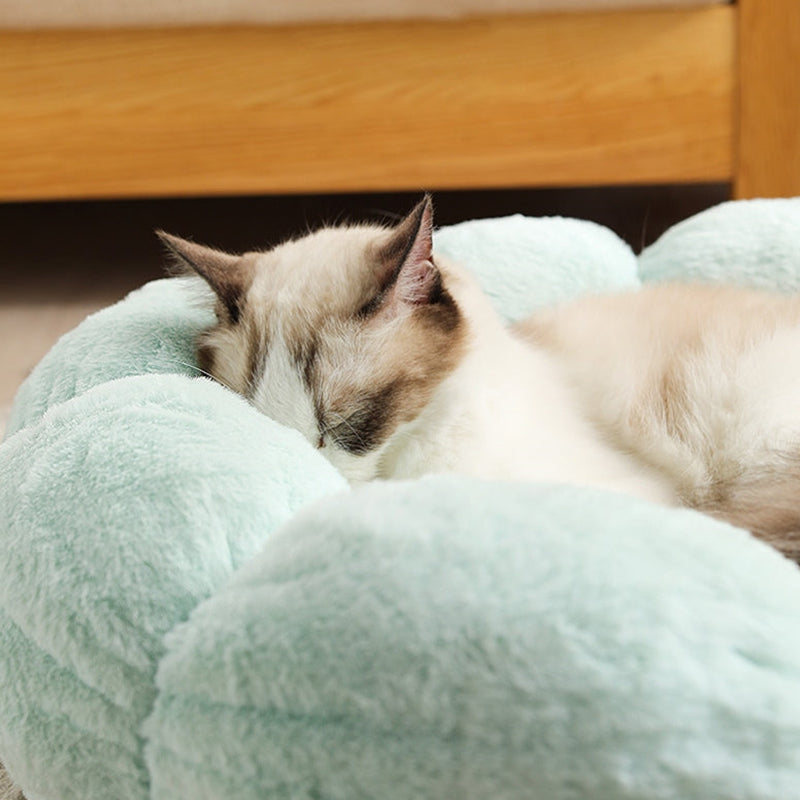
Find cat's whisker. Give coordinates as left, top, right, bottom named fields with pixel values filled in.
left=145, top=336, right=217, bottom=383
left=172, top=359, right=216, bottom=381
left=160, top=352, right=235, bottom=392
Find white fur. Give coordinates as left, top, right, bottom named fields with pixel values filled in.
left=376, top=266, right=676, bottom=504
left=514, top=284, right=800, bottom=509
left=251, top=331, right=319, bottom=447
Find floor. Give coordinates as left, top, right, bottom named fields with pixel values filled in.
left=0, top=764, right=22, bottom=800
left=0, top=184, right=728, bottom=438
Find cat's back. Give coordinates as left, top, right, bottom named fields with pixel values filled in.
left=516, top=282, right=800, bottom=419
left=516, top=283, right=800, bottom=365
left=516, top=284, right=800, bottom=412
left=516, top=283, right=800, bottom=501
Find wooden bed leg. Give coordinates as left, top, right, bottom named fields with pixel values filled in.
left=736, top=0, right=800, bottom=198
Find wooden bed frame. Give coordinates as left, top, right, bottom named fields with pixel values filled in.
left=0, top=0, right=797, bottom=202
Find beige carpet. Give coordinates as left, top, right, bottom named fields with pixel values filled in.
left=0, top=764, right=23, bottom=800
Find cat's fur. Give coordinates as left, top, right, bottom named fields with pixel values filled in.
left=160, top=195, right=800, bottom=563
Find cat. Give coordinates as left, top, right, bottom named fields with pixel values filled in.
left=159, top=194, right=800, bottom=564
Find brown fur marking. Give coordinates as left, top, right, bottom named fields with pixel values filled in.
left=696, top=457, right=800, bottom=564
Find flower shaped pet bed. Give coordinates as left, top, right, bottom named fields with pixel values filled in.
left=2, top=199, right=800, bottom=800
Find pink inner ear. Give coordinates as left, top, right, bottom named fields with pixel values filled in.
left=397, top=258, right=438, bottom=305
left=394, top=198, right=436, bottom=306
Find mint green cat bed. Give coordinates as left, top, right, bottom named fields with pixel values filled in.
left=2, top=200, right=800, bottom=800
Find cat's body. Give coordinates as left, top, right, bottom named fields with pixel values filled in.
left=518, top=285, right=800, bottom=559
left=160, top=196, right=800, bottom=563
left=366, top=263, right=675, bottom=503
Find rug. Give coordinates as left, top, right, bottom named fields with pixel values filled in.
left=0, top=764, right=23, bottom=800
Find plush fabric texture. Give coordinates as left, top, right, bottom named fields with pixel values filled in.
left=1, top=199, right=799, bottom=800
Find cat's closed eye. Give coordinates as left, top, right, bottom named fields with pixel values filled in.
left=319, top=385, right=398, bottom=456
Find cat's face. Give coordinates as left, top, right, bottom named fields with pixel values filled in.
left=159, top=196, right=467, bottom=482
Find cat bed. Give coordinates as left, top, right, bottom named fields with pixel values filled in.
left=2, top=199, right=800, bottom=800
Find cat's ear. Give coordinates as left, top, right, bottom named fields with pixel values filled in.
left=379, top=194, right=441, bottom=306
left=157, top=231, right=253, bottom=323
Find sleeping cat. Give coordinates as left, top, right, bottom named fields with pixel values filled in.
left=159, top=195, right=800, bottom=563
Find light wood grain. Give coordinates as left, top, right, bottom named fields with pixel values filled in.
left=0, top=7, right=734, bottom=201
left=736, top=0, right=800, bottom=199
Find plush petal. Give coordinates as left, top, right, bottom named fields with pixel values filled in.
left=145, top=479, right=800, bottom=800
left=0, top=375, right=344, bottom=798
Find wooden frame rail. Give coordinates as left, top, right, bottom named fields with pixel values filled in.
left=0, top=2, right=796, bottom=202
left=736, top=0, right=800, bottom=198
